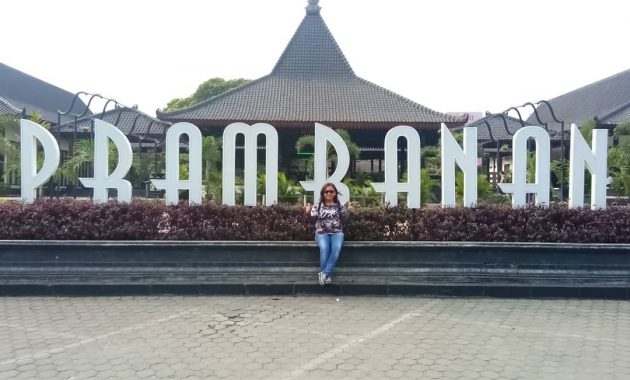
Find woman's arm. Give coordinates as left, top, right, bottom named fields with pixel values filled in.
left=339, top=202, right=350, bottom=221
left=309, top=202, right=319, bottom=218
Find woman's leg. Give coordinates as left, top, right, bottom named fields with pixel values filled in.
left=323, top=233, right=344, bottom=277
left=314, top=233, right=331, bottom=273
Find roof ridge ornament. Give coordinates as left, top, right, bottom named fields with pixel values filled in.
left=306, top=0, right=321, bottom=15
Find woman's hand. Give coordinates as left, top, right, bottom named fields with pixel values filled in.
left=304, top=203, right=312, bottom=214
left=346, top=202, right=355, bottom=212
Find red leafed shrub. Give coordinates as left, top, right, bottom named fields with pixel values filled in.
left=0, top=199, right=629, bottom=242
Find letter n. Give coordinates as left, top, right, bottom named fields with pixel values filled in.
left=441, top=124, right=477, bottom=207
left=568, top=124, right=607, bottom=209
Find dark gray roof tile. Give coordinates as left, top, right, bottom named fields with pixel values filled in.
left=0, top=63, right=91, bottom=125
left=455, top=114, right=561, bottom=142
left=598, top=101, right=630, bottom=125
left=527, top=68, right=630, bottom=130
left=0, top=96, right=21, bottom=116
left=53, top=107, right=169, bottom=139
left=158, top=4, right=465, bottom=128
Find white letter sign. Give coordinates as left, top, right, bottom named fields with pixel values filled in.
left=20, top=119, right=60, bottom=203
left=372, top=125, right=421, bottom=208
left=441, top=124, right=477, bottom=207
left=300, top=123, right=350, bottom=205
left=498, top=126, right=550, bottom=207
left=568, top=124, right=608, bottom=209
left=222, top=122, right=278, bottom=206
left=151, top=122, right=202, bottom=205
left=79, top=119, right=133, bottom=203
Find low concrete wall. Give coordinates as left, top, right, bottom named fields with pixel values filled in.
left=1, top=241, right=629, bottom=298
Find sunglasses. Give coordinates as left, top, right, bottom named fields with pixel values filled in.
left=324, top=190, right=336, bottom=194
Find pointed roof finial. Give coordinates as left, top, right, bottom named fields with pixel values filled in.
left=306, top=0, right=321, bottom=15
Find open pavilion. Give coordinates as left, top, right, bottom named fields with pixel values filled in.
left=157, top=0, right=466, bottom=177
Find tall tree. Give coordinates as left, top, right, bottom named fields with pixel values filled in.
left=0, top=114, right=20, bottom=183
left=163, top=78, right=250, bottom=112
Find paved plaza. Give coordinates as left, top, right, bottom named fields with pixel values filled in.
left=0, top=296, right=629, bottom=379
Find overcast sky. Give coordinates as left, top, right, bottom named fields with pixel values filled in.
left=2, top=0, right=629, bottom=118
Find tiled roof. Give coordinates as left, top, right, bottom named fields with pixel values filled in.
left=454, top=114, right=561, bottom=142
left=53, top=107, right=169, bottom=141
left=527, top=68, right=630, bottom=130
left=158, top=3, right=466, bottom=128
left=0, top=96, right=21, bottom=116
left=0, top=63, right=91, bottom=125
left=598, top=101, right=630, bottom=125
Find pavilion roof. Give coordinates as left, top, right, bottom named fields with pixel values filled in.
left=54, top=107, right=169, bottom=141
left=158, top=1, right=466, bottom=129
left=0, top=63, right=91, bottom=125
left=454, top=113, right=562, bottom=143
left=0, top=96, right=21, bottom=116
left=527, top=68, right=630, bottom=130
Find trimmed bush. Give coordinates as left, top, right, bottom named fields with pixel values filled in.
left=0, top=199, right=629, bottom=242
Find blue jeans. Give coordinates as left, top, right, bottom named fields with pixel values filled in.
left=315, top=233, right=344, bottom=277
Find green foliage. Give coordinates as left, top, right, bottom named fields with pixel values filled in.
left=202, top=136, right=222, bottom=202
left=334, top=129, right=361, bottom=160
left=59, top=139, right=119, bottom=181
left=0, top=114, right=20, bottom=182
left=295, top=129, right=360, bottom=178
left=613, top=120, right=630, bottom=137
left=550, top=159, right=569, bottom=188
left=163, top=78, right=251, bottom=112
left=421, top=145, right=441, bottom=174
left=343, top=172, right=380, bottom=207
left=451, top=131, right=464, bottom=145
left=608, top=144, right=630, bottom=195
left=128, top=151, right=165, bottom=188
left=295, top=135, right=314, bottom=155
left=401, top=169, right=437, bottom=206
left=257, top=172, right=304, bottom=204
left=454, top=170, right=495, bottom=203
left=579, top=119, right=597, bottom=147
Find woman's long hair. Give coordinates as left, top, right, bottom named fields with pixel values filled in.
left=319, top=182, right=341, bottom=204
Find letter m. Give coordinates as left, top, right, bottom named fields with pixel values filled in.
left=222, top=122, right=278, bottom=206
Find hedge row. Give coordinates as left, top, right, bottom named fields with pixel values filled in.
left=0, top=199, right=629, bottom=243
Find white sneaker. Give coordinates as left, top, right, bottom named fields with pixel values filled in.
left=325, top=275, right=332, bottom=284
left=318, top=272, right=326, bottom=286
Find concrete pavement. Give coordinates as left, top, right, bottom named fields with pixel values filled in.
left=0, top=296, right=629, bottom=379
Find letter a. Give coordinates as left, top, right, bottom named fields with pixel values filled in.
left=498, top=126, right=550, bottom=207
left=151, top=122, right=202, bottom=205
left=372, top=125, right=421, bottom=208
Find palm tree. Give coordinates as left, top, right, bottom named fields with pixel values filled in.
left=202, top=136, right=222, bottom=201
left=257, top=172, right=304, bottom=204
left=59, top=139, right=119, bottom=181
left=343, top=172, right=380, bottom=207
left=0, top=115, right=20, bottom=184
left=295, top=129, right=361, bottom=178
